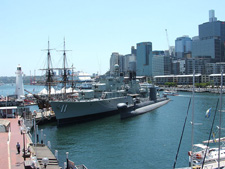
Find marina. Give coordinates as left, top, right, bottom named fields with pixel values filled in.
left=30, top=91, right=225, bottom=168
left=1, top=82, right=225, bottom=168
left=1, top=75, right=225, bottom=168
left=1, top=1, right=225, bottom=168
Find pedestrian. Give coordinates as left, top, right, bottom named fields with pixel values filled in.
left=18, top=119, right=20, bottom=126
left=16, top=142, right=20, bottom=154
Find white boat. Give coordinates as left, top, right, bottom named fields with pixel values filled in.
left=163, top=90, right=178, bottom=96
left=188, top=144, right=225, bottom=167
left=174, top=71, right=225, bottom=169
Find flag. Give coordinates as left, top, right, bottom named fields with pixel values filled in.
left=205, top=108, right=212, bottom=118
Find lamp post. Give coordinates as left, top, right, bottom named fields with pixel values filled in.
left=21, top=126, right=27, bottom=161
left=32, top=110, right=37, bottom=145
left=42, top=157, right=49, bottom=168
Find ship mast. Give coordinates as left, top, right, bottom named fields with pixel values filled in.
left=71, top=64, right=75, bottom=93
left=57, top=38, right=71, bottom=98
left=63, top=38, right=67, bottom=96
left=40, top=40, right=54, bottom=98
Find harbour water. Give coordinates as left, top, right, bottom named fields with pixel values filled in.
left=1, top=84, right=225, bottom=168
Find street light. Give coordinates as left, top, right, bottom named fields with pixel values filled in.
left=32, top=110, right=37, bottom=145
left=42, top=157, right=49, bottom=168
left=21, top=126, right=27, bottom=161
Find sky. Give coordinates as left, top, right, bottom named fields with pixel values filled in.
left=1, top=0, right=225, bottom=77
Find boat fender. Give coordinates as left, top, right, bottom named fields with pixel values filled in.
left=188, top=151, right=192, bottom=156
left=196, top=153, right=202, bottom=159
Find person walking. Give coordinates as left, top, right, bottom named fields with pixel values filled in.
left=16, top=142, right=20, bottom=154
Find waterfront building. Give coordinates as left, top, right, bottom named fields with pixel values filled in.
left=172, top=61, right=180, bottom=75
left=136, top=42, right=153, bottom=76
left=206, top=62, right=225, bottom=74
left=154, top=74, right=202, bottom=85
left=171, top=59, right=186, bottom=75
left=185, top=57, right=211, bottom=75
left=152, top=51, right=171, bottom=76
left=175, top=36, right=192, bottom=58
left=209, top=73, right=225, bottom=86
left=192, top=10, right=225, bottom=62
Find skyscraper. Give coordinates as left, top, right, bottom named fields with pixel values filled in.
left=192, top=10, right=225, bottom=62
left=152, top=51, right=171, bottom=76
left=110, top=52, right=123, bottom=75
left=136, top=42, right=153, bottom=76
left=175, top=36, right=192, bottom=58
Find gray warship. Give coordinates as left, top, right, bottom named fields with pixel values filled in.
left=50, top=65, right=154, bottom=126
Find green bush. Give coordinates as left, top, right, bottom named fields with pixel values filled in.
left=164, top=82, right=177, bottom=87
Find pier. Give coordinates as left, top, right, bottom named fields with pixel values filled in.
left=159, top=86, right=225, bottom=93
left=0, top=117, right=60, bottom=169
left=0, top=115, right=88, bottom=169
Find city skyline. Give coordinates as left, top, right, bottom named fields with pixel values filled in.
left=1, top=0, right=225, bottom=77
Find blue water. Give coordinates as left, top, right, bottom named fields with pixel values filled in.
left=1, top=84, right=224, bottom=168
left=0, top=84, right=44, bottom=96
left=39, top=92, right=224, bottom=168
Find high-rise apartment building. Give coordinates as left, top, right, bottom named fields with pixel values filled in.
left=136, top=42, right=153, bottom=76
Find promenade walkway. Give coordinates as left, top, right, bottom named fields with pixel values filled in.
left=0, top=117, right=27, bottom=169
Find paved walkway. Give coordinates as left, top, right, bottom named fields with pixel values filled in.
left=0, top=117, right=27, bottom=169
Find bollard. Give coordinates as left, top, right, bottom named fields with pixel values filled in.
left=41, top=129, right=43, bottom=144
left=36, top=125, right=39, bottom=143
left=55, top=150, right=58, bottom=161
left=64, top=162, right=67, bottom=169
left=66, top=152, right=69, bottom=169
left=44, top=134, right=46, bottom=145
left=47, top=141, right=51, bottom=149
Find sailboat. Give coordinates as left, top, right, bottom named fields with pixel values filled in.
left=174, top=71, right=225, bottom=169
left=188, top=71, right=225, bottom=168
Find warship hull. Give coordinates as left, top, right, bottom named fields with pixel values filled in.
left=50, top=96, right=133, bottom=126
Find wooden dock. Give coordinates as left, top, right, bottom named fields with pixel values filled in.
left=29, top=143, right=60, bottom=169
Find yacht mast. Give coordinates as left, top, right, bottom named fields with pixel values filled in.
left=218, top=70, right=223, bottom=168
left=190, top=70, right=195, bottom=167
